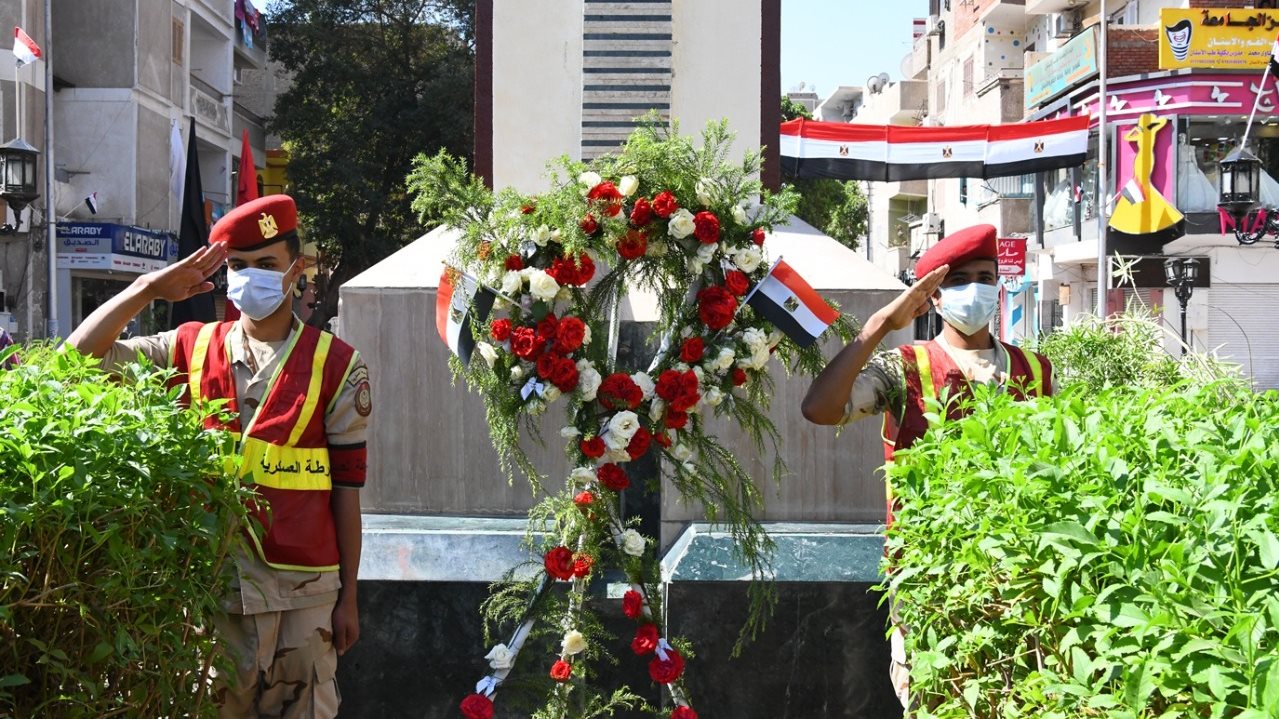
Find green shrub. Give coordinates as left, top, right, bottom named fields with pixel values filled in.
left=0, top=347, right=251, bottom=718
left=884, top=383, right=1279, bottom=718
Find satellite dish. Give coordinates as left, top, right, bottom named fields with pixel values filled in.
left=867, top=75, right=885, bottom=94
left=878, top=72, right=891, bottom=86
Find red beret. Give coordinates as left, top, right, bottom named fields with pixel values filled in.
left=209, top=194, right=298, bottom=251
left=914, top=224, right=998, bottom=278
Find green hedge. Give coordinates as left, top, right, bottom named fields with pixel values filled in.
left=0, top=348, right=251, bottom=718
left=884, top=383, right=1279, bottom=718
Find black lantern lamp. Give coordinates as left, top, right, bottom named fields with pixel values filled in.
left=1164, top=257, right=1199, bottom=355
left=1217, top=147, right=1279, bottom=246
left=0, top=138, right=40, bottom=234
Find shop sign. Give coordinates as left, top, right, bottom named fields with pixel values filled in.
left=57, top=223, right=177, bottom=273
left=997, top=237, right=1027, bottom=277
left=1025, top=27, right=1099, bottom=111
left=1159, top=8, right=1279, bottom=70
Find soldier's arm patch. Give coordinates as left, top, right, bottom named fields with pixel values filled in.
left=345, top=364, right=370, bottom=389
left=354, top=381, right=372, bottom=417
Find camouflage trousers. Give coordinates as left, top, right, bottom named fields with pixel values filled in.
left=213, top=602, right=340, bottom=718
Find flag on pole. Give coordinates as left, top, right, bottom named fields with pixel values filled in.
left=745, top=260, right=839, bottom=348
left=236, top=129, right=259, bottom=206
left=84, top=192, right=98, bottom=215
left=169, top=119, right=186, bottom=203
left=171, top=118, right=216, bottom=327
left=1118, top=177, right=1145, bottom=205
left=436, top=268, right=496, bottom=363
left=13, top=27, right=41, bottom=68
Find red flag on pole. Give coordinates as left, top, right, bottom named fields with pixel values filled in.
left=236, top=129, right=259, bottom=206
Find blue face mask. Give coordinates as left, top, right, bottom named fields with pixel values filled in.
left=227, top=261, right=294, bottom=321
left=938, top=282, right=1000, bottom=336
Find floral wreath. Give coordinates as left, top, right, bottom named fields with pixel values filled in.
left=409, top=120, right=853, bottom=719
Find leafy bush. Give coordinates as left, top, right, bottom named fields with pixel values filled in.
left=883, top=383, right=1279, bottom=718
left=0, top=348, right=251, bottom=718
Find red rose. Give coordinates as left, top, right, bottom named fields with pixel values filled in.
left=697, top=286, right=737, bottom=331
left=598, top=373, right=643, bottom=410
left=576, top=253, right=596, bottom=284
left=664, top=410, right=688, bottom=430
left=504, top=255, right=524, bottom=271
left=587, top=181, right=624, bottom=217
left=550, top=357, right=579, bottom=392
left=724, top=270, right=750, bottom=296
left=617, top=229, right=648, bottom=260
left=597, top=463, right=629, bottom=492
left=580, top=437, right=605, bottom=458
left=537, top=315, right=559, bottom=342
left=654, top=431, right=672, bottom=448
left=693, top=211, right=720, bottom=244
left=572, top=553, right=594, bottom=578
left=652, top=190, right=679, bottom=219
left=656, top=370, right=700, bottom=412
left=489, top=318, right=512, bottom=342
left=627, top=427, right=651, bottom=461
left=679, top=337, right=705, bottom=363
left=732, top=367, right=748, bottom=387
left=631, top=623, right=660, bottom=655
left=573, top=490, right=594, bottom=508
left=648, top=648, right=685, bottom=684
left=547, top=256, right=572, bottom=285
left=622, top=589, right=644, bottom=619
left=460, top=693, right=494, bottom=719
left=536, top=352, right=560, bottom=380
left=752, top=227, right=766, bottom=246
left=630, top=197, right=653, bottom=226
left=559, top=252, right=595, bottom=286
left=556, top=316, right=587, bottom=353
left=544, top=546, right=575, bottom=581
left=511, top=326, right=544, bottom=360
left=671, top=707, right=699, bottom=719
left=580, top=214, right=599, bottom=235
left=550, top=660, right=572, bottom=682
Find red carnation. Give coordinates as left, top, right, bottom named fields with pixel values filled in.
left=622, top=589, right=644, bottom=619
left=652, top=190, right=679, bottom=218
left=547, top=256, right=572, bottom=285
left=550, top=660, right=572, bottom=682
left=627, top=427, right=652, bottom=461
left=656, top=370, right=701, bottom=412
left=521, top=203, right=536, bottom=215
left=649, top=648, right=686, bottom=684
left=580, top=214, right=599, bottom=235
left=679, top=337, right=705, bottom=363
left=544, top=546, right=575, bottom=581
left=697, top=286, right=738, bottom=331
left=556, top=316, right=587, bottom=354
left=460, top=693, right=494, bottom=719
left=573, top=490, right=595, bottom=508
left=587, top=181, right=624, bottom=217
left=617, top=229, right=648, bottom=260
left=752, top=227, right=766, bottom=246
left=511, top=326, right=544, bottom=360
left=671, top=707, right=699, bottom=719
left=580, top=437, right=606, bottom=458
left=654, top=431, right=672, bottom=448
left=550, top=357, right=580, bottom=392
left=537, top=315, right=559, bottom=342
left=597, top=463, right=630, bottom=492
left=572, top=252, right=596, bottom=285
left=693, top=211, right=720, bottom=244
left=631, top=623, right=660, bottom=656
left=489, top=318, right=512, bottom=342
left=630, top=196, right=654, bottom=226
left=572, top=553, right=594, bottom=578
left=732, top=367, right=748, bottom=387
left=664, top=410, right=688, bottom=430
left=504, top=255, right=524, bottom=271
left=598, top=373, right=643, bottom=410
left=724, top=269, right=750, bottom=296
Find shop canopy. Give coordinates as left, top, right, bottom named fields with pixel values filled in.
left=779, top=115, right=1089, bottom=182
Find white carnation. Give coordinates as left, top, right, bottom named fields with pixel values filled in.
left=527, top=270, right=561, bottom=303
left=531, top=224, right=553, bottom=247
left=742, top=328, right=769, bottom=352
left=577, top=361, right=601, bottom=401
left=477, top=342, right=498, bottom=369
left=500, top=270, right=523, bottom=296
left=631, top=372, right=655, bottom=400
left=668, top=208, right=696, bottom=239
left=619, top=175, right=639, bottom=197
left=732, top=246, right=764, bottom=273
left=620, top=529, right=647, bottom=557
left=562, top=630, right=588, bottom=656
left=604, top=411, right=641, bottom=449
left=485, top=643, right=515, bottom=670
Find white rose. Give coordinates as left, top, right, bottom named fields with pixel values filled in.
left=649, top=398, right=666, bottom=422
left=477, top=342, right=498, bottom=369
left=619, top=175, right=639, bottom=197
left=542, top=385, right=561, bottom=403
left=532, top=224, right=553, bottom=247
left=695, top=177, right=714, bottom=207
left=604, top=411, right=641, bottom=449
left=570, top=466, right=595, bottom=484
left=562, top=630, right=588, bottom=656
left=577, top=361, right=601, bottom=401
left=561, top=426, right=582, bottom=439
left=500, top=270, right=523, bottom=296
left=672, top=443, right=694, bottom=462
left=742, top=328, right=768, bottom=352
left=485, top=643, right=515, bottom=670
left=731, top=203, right=748, bottom=225
left=668, top=208, right=696, bottom=239
left=620, top=529, right=647, bottom=557
left=631, top=372, right=655, bottom=400
left=732, top=247, right=763, bottom=273
left=510, top=365, right=525, bottom=381
left=715, top=349, right=736, bottom=372
left=696, top=242, right=718, bottom=263
left=704, top=387, right=725, bottom=407
left=527, top=270, right=561, bottom=303
left=578, top=171, right=602, bottom=189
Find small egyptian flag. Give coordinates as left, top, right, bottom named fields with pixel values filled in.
left=1118, top=177, right=1145, bottom=205
left=1271, top=32, right=1279, bottom=76
left=745, top=260, right=839, bottom=348
left=84, top=192, right=99, bottom=215
left=13, top=27, right=40, bottom=68
left=436, top=267, right=496, bottom=363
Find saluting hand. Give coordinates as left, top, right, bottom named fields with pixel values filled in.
left=872, top=264, right=950, bottom=332
left=139, top=242, right=228, bottom=302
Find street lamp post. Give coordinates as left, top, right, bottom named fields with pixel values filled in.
left=1164, top=257, right=1199, bottom=355
left=0, top=138, right=40, bottom=234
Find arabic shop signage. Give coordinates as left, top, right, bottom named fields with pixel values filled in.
left=1025, top=27, right=1099, bottom=111
left=1159, top=8, right=1279, bottom=70
left=997, top=237, right=1027, bottom=277
left=57, top=223, right=177, bottom=273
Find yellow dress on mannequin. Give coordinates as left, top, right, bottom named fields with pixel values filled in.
left=1108, top=113, right=1185, bottom=242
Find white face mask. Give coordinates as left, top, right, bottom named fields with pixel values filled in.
left=937, top=282, right=1000, bottom=336
left=227, top=261, right=294, bottom=321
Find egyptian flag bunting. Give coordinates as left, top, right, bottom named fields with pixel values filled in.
left=436, top=268, right=496, bottom=363
left=779, top=115, right=1090, bottom=182
left=84, top=192, right=99, bottom=215
left=745, top=260, right=840, bottom=348
left=13, top=27, right=40, bottom=68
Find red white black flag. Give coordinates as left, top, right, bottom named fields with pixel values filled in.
left=745, top=260, right=840, bottom=348
left=12, top=27, right=40, bottom=68
left=436, top=268, right=496, bottom=363
left=779, top=115, right=1089, bottom=182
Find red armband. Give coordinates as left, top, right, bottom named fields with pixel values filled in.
left=329, top=443, right=368, bottom=488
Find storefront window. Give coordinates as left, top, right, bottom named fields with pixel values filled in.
left=1180, top=117, right=1279, bottom=211
left=1044, top=133, right=1098, bottom=231
left=74, top=276, right=168, bottom=338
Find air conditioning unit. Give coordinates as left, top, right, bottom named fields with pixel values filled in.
left=921, top=212, right=943, bottom=234
left=925, top=15, right=942, bottom=36
left=1051, top=12, right=1079, bottom=38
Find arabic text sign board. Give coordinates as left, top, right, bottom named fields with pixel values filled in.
left=1160, top=8, right=1279, bottom=70
left=997, top=237, right=1027, bottom=277
left=57, top=222, right=177, bottom=273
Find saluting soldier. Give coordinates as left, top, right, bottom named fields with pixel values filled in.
left=67, top=195, right=370, bottom=718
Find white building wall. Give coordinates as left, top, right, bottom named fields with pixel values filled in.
left=671, top=0, right=761, bottom=166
